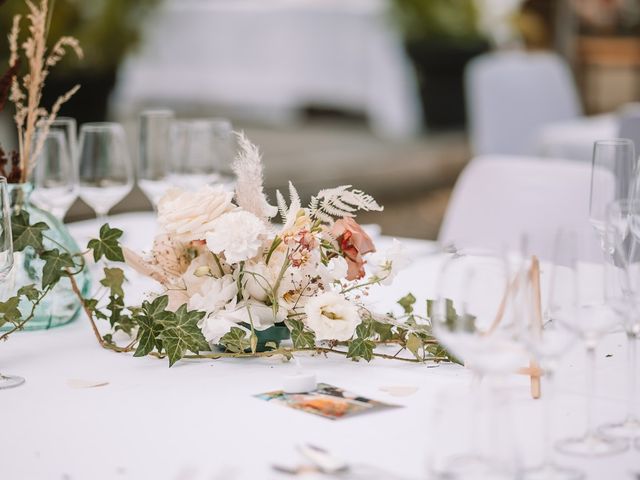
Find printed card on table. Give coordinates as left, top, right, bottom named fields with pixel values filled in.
left=255, top=383, right=402, bottom=420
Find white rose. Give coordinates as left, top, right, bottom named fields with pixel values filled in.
left=187, top=274, right=238, bottom=315
left=205, top=211, right=267, bottom=264
left=157, top=185, right=234, bottom=242
left=367, top=239, right=409, bottom=286
left=304, top=291, right=361, bottom=341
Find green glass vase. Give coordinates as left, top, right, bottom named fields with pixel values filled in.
left=0, top=184, right=91, bottom=330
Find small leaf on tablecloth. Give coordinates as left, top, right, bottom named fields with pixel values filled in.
left=379, top=386, right=418, bottom=397
left=87, top=223, right=124, bottom=262
left=158, top=304, right=208, bottom=366
left=11, top=211, right=48, bottom=252
left=41, top=249, right=75, bottom=288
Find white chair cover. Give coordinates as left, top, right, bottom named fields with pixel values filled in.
left=438, top=155, right=606, bottom=262
left=466, top=51, right=582, bottom=156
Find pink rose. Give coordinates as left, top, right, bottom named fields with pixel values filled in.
left=331, top=217, right=375, bottom=280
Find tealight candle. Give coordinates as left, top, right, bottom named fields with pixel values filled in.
left=283, top=372, right=317, bottom=394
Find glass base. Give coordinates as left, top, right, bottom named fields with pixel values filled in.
left=599, top=416, right=640, bottom=438
left=0, top=374, right=25, bottom=389
left=556, top=433, right=629, bottom=457
left=436, top=454, right=515, bottom=479
left=523, top=462, right=584, bottom=480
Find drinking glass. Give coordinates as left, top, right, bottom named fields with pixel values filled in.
left=138, top=109, right=174, bottom=208
left=77, top=123, right=134, bottom=221
left=0, top=177, right=22, bottom=389
left=48, top=117, right=78, bottom=161
left=599, top=199, right=640, bottom=439
left=431, top=250, right=528, bottom=478
left=169, top=118, right=235, bottom=190
left=552, top=231, right=629, bottom=456
left=30, top=129, right=78, bottom=220
left=589, top=138, right=636, bottom=246
left=519, top=230, right=584, bottom=479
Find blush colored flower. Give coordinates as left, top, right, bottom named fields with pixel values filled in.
left=304, top=291, right=361, bottom=341
left=331, top=217, right=376, bottom=280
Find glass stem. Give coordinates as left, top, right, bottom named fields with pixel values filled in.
left=585, top=344, right=597, bottom=436
left=627, top=332, right=638, bottom=422
left=542, top=368, right=556, bottom=465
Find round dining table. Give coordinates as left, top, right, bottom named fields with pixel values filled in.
left=1, top=212, right=636, bottom=479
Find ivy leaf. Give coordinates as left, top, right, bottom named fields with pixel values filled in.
left=17, top=284, right=39, bottom=302
left=220, top=327, right=251, bottom=354
left=406, top=333, right=423, bottom=361
left=40, top=249, right=75, bottom=288
left=398, top=293, right=416, bottom=314
left=286, top=318, right=315, bottom=349
left=0, top=296, right=22, bottom=327
left=158, top=304, right=208, bottom=366
left=133, top=296, right=172, bottom=358
left=100, top=267, right=125, bottom=297
left=11, top=211, right=48, bottom=252
left=346, top=322, right=375, bottom=362
left=372, top=321, right=394, bottom=342
left=87, top=224, right=124, bottom=262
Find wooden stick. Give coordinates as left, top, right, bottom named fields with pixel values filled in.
left=529, top=256, right=543, bottom=399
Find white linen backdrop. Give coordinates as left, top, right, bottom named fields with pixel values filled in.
left=110, top=0, right=423, bottom=139
left=0, top=213, right=635, bottom=479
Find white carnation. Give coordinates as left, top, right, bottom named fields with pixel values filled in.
left=304, top=291, right=361, bottom=341
left=187, top=274, right=237, bottom=315
left=205, top=211, right=267, bottom=264
left=367, top=239, right=409, bottom=286
left=157, top=185, right=234, bottom=242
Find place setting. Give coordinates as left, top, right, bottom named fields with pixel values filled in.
left=1, top=1, right=640, bottom=479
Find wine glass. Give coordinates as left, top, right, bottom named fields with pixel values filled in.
left=138, top=109, right=174, bottom=208
left=431, top=250, right=528, bottom=478
left=30, top=129, right=78, bottom=220
left=598, top=199, right=640, bottom=439
left=519, top=230, right=584, bottom=479
left=169, top=118, right=235, bottom=190
left=552, top=231, right=629, bottom=456
left=0, top=177, right=22, bottom=389
left=49, top=117, right=78, bottom=161
left=77, top=123, right=134, bottom=221
left=589, top=139, right=636, bottom=249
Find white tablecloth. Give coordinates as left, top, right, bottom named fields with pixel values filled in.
left=1, top=213, right=636, bottom=479
left=110, top=0, right=422, bottom=139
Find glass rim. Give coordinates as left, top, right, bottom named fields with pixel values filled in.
left=140, top=109, right=174, bottom=118
left=79, top=122, right=125, bottom=133
left=594, top=138, right=635, bottom=147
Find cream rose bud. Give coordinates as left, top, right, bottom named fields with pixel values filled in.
left=304, top=292, right=361, bottom=341
left=205, top=211, right=267, bottom=264
left=157, top=185, right=234, bottom=242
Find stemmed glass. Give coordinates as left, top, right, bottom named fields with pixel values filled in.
left=30, top=129, right=78, bottom=221
left=0, top=177, right=21, bottom=389
left=432, top=250, right=527, bottom=478
left=77, top=123, right=134, bottom=222
left=589, top=139, right=636, bottom=246
left=138, top=109, right=174, bottom=208
left=169, top=118, right=235, bottom=190
left=552, top=230, right=629, bottom=456
left=48, top=117, right=78, bottom=161
left=599, top=199, right=640, bottom=439
left=519, top=230, right=584, bottom=479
